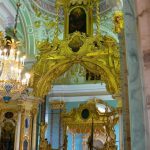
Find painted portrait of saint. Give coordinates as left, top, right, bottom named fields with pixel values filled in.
left=69, top=7, right=86, bottom=34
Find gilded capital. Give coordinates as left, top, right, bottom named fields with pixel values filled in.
left=50, top=100, right=65, bottom=110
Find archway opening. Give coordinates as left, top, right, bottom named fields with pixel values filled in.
left=0, top=121, right=15, bottom=150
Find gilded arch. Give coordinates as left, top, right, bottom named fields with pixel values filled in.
left=31, top=32, right=120, bottom=98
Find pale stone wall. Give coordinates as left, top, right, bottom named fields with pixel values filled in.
left=123, top=0, right=150, bottom=149
left=135, top=0, right=150, bottom=149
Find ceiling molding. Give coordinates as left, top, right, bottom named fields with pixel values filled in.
left=47, top=84, right=115, bottom=101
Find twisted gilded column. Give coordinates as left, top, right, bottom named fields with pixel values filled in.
left=54, top=6, right=59, bottom=38
left=96, top=1, right=100, bottom=34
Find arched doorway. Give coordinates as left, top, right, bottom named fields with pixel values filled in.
left=0, top=120, right=15, bottom=150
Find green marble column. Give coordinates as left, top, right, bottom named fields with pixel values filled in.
left=123, top=0, right=147, bottom=149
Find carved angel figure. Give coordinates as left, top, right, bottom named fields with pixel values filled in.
left=40, top=122, right=47, bottom=140
left=113, top=11, right=124, bottom=33
left=39, top=122, right=52, bottom=150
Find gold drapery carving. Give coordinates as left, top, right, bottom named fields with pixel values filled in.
left=31, top=32, right=120, bottom=98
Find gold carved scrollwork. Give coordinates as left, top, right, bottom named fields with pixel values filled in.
left=31, top=32, right=121, bottom=98
left=62, top=99, right=118, bottom=132
left=56, top=0, right=96, bottom=7
left=62, top=99, right=119, bottom=150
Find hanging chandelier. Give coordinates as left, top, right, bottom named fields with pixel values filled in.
left=0, top=32, right=30, bottom=102
left=0, top=2, right=30, bottom=102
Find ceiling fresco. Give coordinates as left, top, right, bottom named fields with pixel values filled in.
left=29, top=0, right=122, bottom=42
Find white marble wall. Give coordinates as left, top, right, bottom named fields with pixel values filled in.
left=123, top=0, right=147, bottom=149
